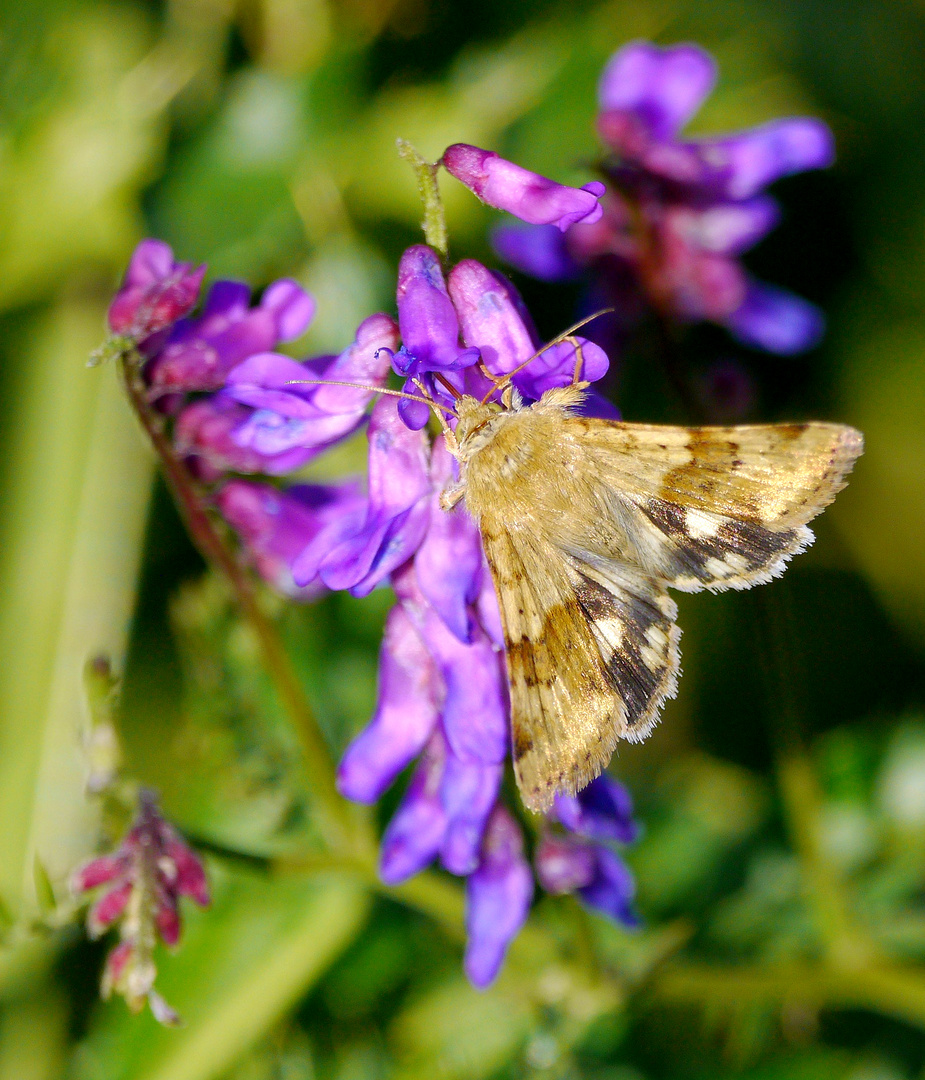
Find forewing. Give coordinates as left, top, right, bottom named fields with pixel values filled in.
left=480, top=521, right=679, bottom=812
left=571, top=419, right=863, bottom=591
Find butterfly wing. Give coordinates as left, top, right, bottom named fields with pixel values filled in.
left=569, top=419, right=864, bottom=592
left=480, top=521, right=679, bottom=812
left=460, top=396, right=862, bottom=811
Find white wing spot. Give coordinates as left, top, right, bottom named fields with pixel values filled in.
left=704, top=556, right=735, bottom=578
left=684, top=508, right=723, bottom=540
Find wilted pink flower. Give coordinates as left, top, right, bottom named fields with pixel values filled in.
left=71, top=790, right=208, bottom=1023
left=108, top=239, right=205, bottom=343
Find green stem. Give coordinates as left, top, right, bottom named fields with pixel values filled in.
left=397, top=138, right=448, bottom=260
left=276, top=850, right=465, bottom=940
left=753, top=589, right=879, bottom=969
left=655, top=960, right=925, bottom=1032
left=118, top=353, right=365, bottom=853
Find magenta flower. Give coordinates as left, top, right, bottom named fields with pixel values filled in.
left=495, top=41, right=834, bottom=354
left=145, top=277, right=315, bottom=396
left=101, top=234, right=640, bottom=994
left=464, top=806, right=534, bottom=988
left=443, top=143, right=605, bottom=231
left=71, top=790, right=209, bottom=1023
left=215, top=480, right=367, bottom=598
left=108, top=239, right=205, bottom=343
left=174, top=313, right=398, bottom=478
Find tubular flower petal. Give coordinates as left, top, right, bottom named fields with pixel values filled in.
left=215, top=479, right=367, bottom=598
left=493, top=41, right=834, bottom=354
left=464, top=806, right=534, bottom=989
left=71, top=791, right=208, bottom=1024
left=443, top=144, right=604, bottom=231
left=337, top=602, right=442, bottom=803
left=146, top=277, right=314, bottom=395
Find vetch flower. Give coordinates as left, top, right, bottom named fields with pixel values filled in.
left=173, top=313, right=397, bottom=478
left=108, top=239, right=205, bottom=344
left=215, top=479, right=367, bottom=598
left=443, top=143, right=605, bottom=231
left=389, top=247, right=612, bottom=429
left=495, top=41, right=834, bottom=354
left=535, top=776, right=640, bottom=927
left=224, top=312, right=398, bottom=461
left=103, top=231, right=639, bottom=994
left=71, top=790, right=209, bottom=1024
left=145, top=277, right=315, bottom=395
left=464, top=805, right=534, bottom=988
left=316, top=396, right=433, bottom=595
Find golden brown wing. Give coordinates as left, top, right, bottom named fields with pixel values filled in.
left=480, top=521, right=679, bottom=812
left=566, top=419, right=863, bottom=592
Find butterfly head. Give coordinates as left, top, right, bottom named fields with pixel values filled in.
left=451, top=395, right=507, bottom=461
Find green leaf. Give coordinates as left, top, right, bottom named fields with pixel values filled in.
left=0, top=299, right=152, bottom=924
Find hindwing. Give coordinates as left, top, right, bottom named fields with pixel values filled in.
left=480, top=522, right=679, bottom=812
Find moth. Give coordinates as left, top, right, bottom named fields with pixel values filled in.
left=291, top=345, right=863, bottom=814
left=439, top=381, right=863, bottom=813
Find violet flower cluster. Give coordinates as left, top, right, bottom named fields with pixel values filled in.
left=101, top=228, right=639, bottom=987
left=487, top=41, right=835, bottom=355
left=93, top=36, right=835, bottom=993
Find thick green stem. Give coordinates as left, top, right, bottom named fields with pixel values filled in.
left=119, top=353, right=366, bottom=853
left=397, top=138, right=448, bottom=259
left=655, top=960, right=925, bottom=1032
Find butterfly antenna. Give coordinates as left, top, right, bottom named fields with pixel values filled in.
left=410, top=376, right=459, bottom=443
left=480, top=307, right=614, bottom=405
left=433, top=372, right=462, bottom=401
left=283, top=378, right=456, bottom=416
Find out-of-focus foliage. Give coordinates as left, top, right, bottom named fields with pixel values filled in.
left=1, top=0, right=925, bottom=1078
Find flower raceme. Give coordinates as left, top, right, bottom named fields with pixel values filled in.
left=490, top=41, right=835, bottom=355
left=98, top=227, right=642, bottom=991
left=93, top=38, right=839, bottom=996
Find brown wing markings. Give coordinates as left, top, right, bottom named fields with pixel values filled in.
left=561, top=419, right=861, bottom=592
left=636, top=497, right=812, bottom=592
left=569, top=560, right=681, bottom=743
left=481, top=527, right=623, bottom=812
left=573, top=419, right=863, bottom=528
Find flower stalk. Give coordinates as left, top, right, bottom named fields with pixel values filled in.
left=398, top=139, right=449, bottom=260
left=118, top=349, right=366, bottom=854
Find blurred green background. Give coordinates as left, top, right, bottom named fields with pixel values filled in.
left=2, top=0, right=925, bottom=1077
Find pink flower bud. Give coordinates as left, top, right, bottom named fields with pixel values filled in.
left=442, top=144, right=604, bottom=231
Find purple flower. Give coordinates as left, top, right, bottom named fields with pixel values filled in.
left=103, top=232, right=636, bottom=995
left=174, top=314, right=398, bottom=477
left=215, top=480, right=367, bottom=598
left=536, top=776, right=640, bottom=928
left=145, top=277, right=315, bottom=396
left=378, top=728, right=503, bottom=883
left=71, top=790, right=209, bottom=1023
left=443, top=144, right=605, bottom=231
left=495, top=41, right=834, bottom=354
left=224, top=313, right=398, bottom=456
left=108, top=240, right=205, bottom=343
left=465, top=805, right=534, bottom=988
left=317, top=396, right=432, bottom=596
left=338, top=601, right=443, bottom=804
left=174, top=396, right=317, bottom=478
left=553, top=775, right=639, bottom=845
left=337, top=557, right=507, bottom=810
left=536, top=835, right=637, bottom=927
left=389, top=249, right=611, bottom=426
